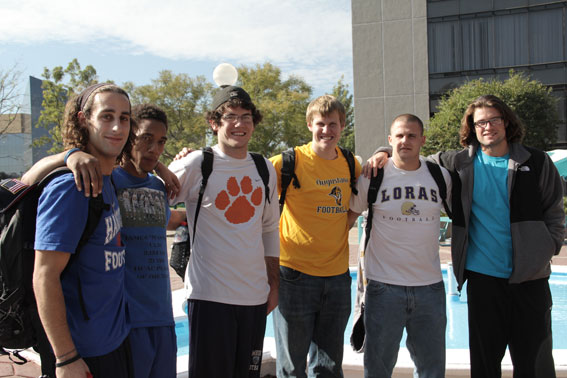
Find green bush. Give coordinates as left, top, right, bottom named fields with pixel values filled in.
left=424, top=70, right=559, bottom=156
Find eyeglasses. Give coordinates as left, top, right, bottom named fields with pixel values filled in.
left=474, top=117, right=504, bottom=128
left=222, top=114, right=253, bottom=123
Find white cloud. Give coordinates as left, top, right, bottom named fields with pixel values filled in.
left=0, top=0, right=353, bottom=91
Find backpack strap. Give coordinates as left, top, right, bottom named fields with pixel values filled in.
left=249, top=152, right=270, bottom=204
left=425, top=160, right=452, bottom=219
left=363, top=168, right=384, bottom=251
left=72, top=194, right=110, bottom=321
left=339, top=147, right=358, bottom=195
left=40, top=168, right=110, bottom=322
left=279, top=148, right=300, bottom=213
left=193, top=147, right=214, bottom=246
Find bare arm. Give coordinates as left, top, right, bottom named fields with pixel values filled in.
left=362, top=150, right=390, bottom=178
left=21, top=151, right=67, bottom=185
left=348, top=209, right=361, bottom=229
left=174, top=147, right=194, bottom=161
left=33, top=250, right=91, bottom=377
left=264, top=256, right=280, bottom=315
left=21, top=150, right=103, bottom=198
left=166, top=210, right=187, bottom=231
left=155, top=162, right=181, bottom=200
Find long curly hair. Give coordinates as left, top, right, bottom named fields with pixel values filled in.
left=62, top=84, right=135, bottom=164
left=459, top=94, right=524, bottom=147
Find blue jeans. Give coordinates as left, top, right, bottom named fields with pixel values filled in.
left=274, top=267, right=351, bottom=378
left=364, top=280, right=446, bottom=378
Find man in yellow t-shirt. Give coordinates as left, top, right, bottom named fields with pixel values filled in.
left=270, top=95, right=361, bottom=377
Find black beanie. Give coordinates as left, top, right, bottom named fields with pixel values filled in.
left=211, top=85, right=252, bottom=111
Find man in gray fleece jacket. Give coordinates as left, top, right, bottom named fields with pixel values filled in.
left=368, top=95, right=563, bottom=377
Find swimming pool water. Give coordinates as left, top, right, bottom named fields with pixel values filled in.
left=174, top=270, right=567, bottom=356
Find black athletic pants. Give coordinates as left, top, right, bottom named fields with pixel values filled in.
left=187, top=299, right=267, bottom=378
left=83, top=336, right=133, bottom=378
left=466, top=270, right=555, bottom=378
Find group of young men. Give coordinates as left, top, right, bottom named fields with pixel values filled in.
left=23, top=79, right=562, bottom=378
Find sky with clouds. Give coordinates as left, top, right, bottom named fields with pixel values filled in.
left=0, top=0, right=353, bottom=100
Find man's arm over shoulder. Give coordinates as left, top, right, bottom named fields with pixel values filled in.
left=22, top=150, right=103, bottom=198
left=167, top=151, right=202, bottom=206
left=428, top=150, right=463, bottom=173
left=21, top=151, right=67, bottom=185
left=539, top=152, right=565, bottom=254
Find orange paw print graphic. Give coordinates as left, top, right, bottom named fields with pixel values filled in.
left=215, top=176, right=263, bottom=224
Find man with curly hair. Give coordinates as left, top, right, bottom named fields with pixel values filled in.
left=31, top=83, right=134, bottom=378
left=24, top=102, right=185, bottom=377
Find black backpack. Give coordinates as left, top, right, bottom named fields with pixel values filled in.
left=0, top=168, right=107, bottom=370
left=169, top=147, right=271, bottom=279
left=279, top=146, right=358, bottom=213
left=363, top=160, right=452, bottom=250
left=350, top=160, right=453, bottom=353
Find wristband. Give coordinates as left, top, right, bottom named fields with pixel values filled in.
left=56, top=348, right=76, bottom=360
left=55, top=353, right=81, bottom=367
left=64, top=148, right=81, bottom=164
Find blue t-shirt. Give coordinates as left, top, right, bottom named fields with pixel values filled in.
left=112, top=167, right=174, bottom=328
left=466, top=149, right=513, bottom=278
left=35, top=174, right=128, bottom=358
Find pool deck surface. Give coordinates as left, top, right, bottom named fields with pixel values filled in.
left=10, top=229, right=567, bottom=377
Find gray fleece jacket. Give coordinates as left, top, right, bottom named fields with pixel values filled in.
left=433, top=143, right=564, bottom=290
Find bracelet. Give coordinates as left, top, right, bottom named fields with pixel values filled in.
left=55, top=353, right=81, bottom=368
left=64, top=148, right=81, bottom=164
left=56, top=348, right=76, bottom=360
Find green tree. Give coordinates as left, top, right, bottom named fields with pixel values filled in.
left=332, top=75, right=355, bottom=151
left=126, top=70, right=213, bottom=165
left=424, top=70, right=559, bottom=156
left=237, top=63, right=312, bottom=157
left=36, top=59, right=98, bottom=153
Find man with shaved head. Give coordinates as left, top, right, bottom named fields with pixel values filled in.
left=349, top=114, right=451, bottom=378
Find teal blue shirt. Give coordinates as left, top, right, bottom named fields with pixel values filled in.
left=466, top=149, right=513, bottom=278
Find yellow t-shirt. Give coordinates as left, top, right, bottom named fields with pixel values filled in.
left=270, top=143, right=361, bottom=276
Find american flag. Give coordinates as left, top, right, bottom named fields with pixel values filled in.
left=0, top=179, right=28, bottom=195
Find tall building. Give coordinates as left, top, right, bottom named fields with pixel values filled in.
left=0, top=113, right=31, bottom=178
left=351, top=0, right=567, bottom=159
left=0, top=76, right=51, bottom=178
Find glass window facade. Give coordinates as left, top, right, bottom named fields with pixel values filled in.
left=0, top=133, right=31, bottom=177
left=427, top=2, right=567, bottom=145
left=429, top=6, right=566, bottom=73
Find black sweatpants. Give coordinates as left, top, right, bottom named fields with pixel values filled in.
left=83, top=336, right=133, bottom=378
left=187, top=299, right=267, bottom=378
left=466, top=271, right=555, bottom=378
